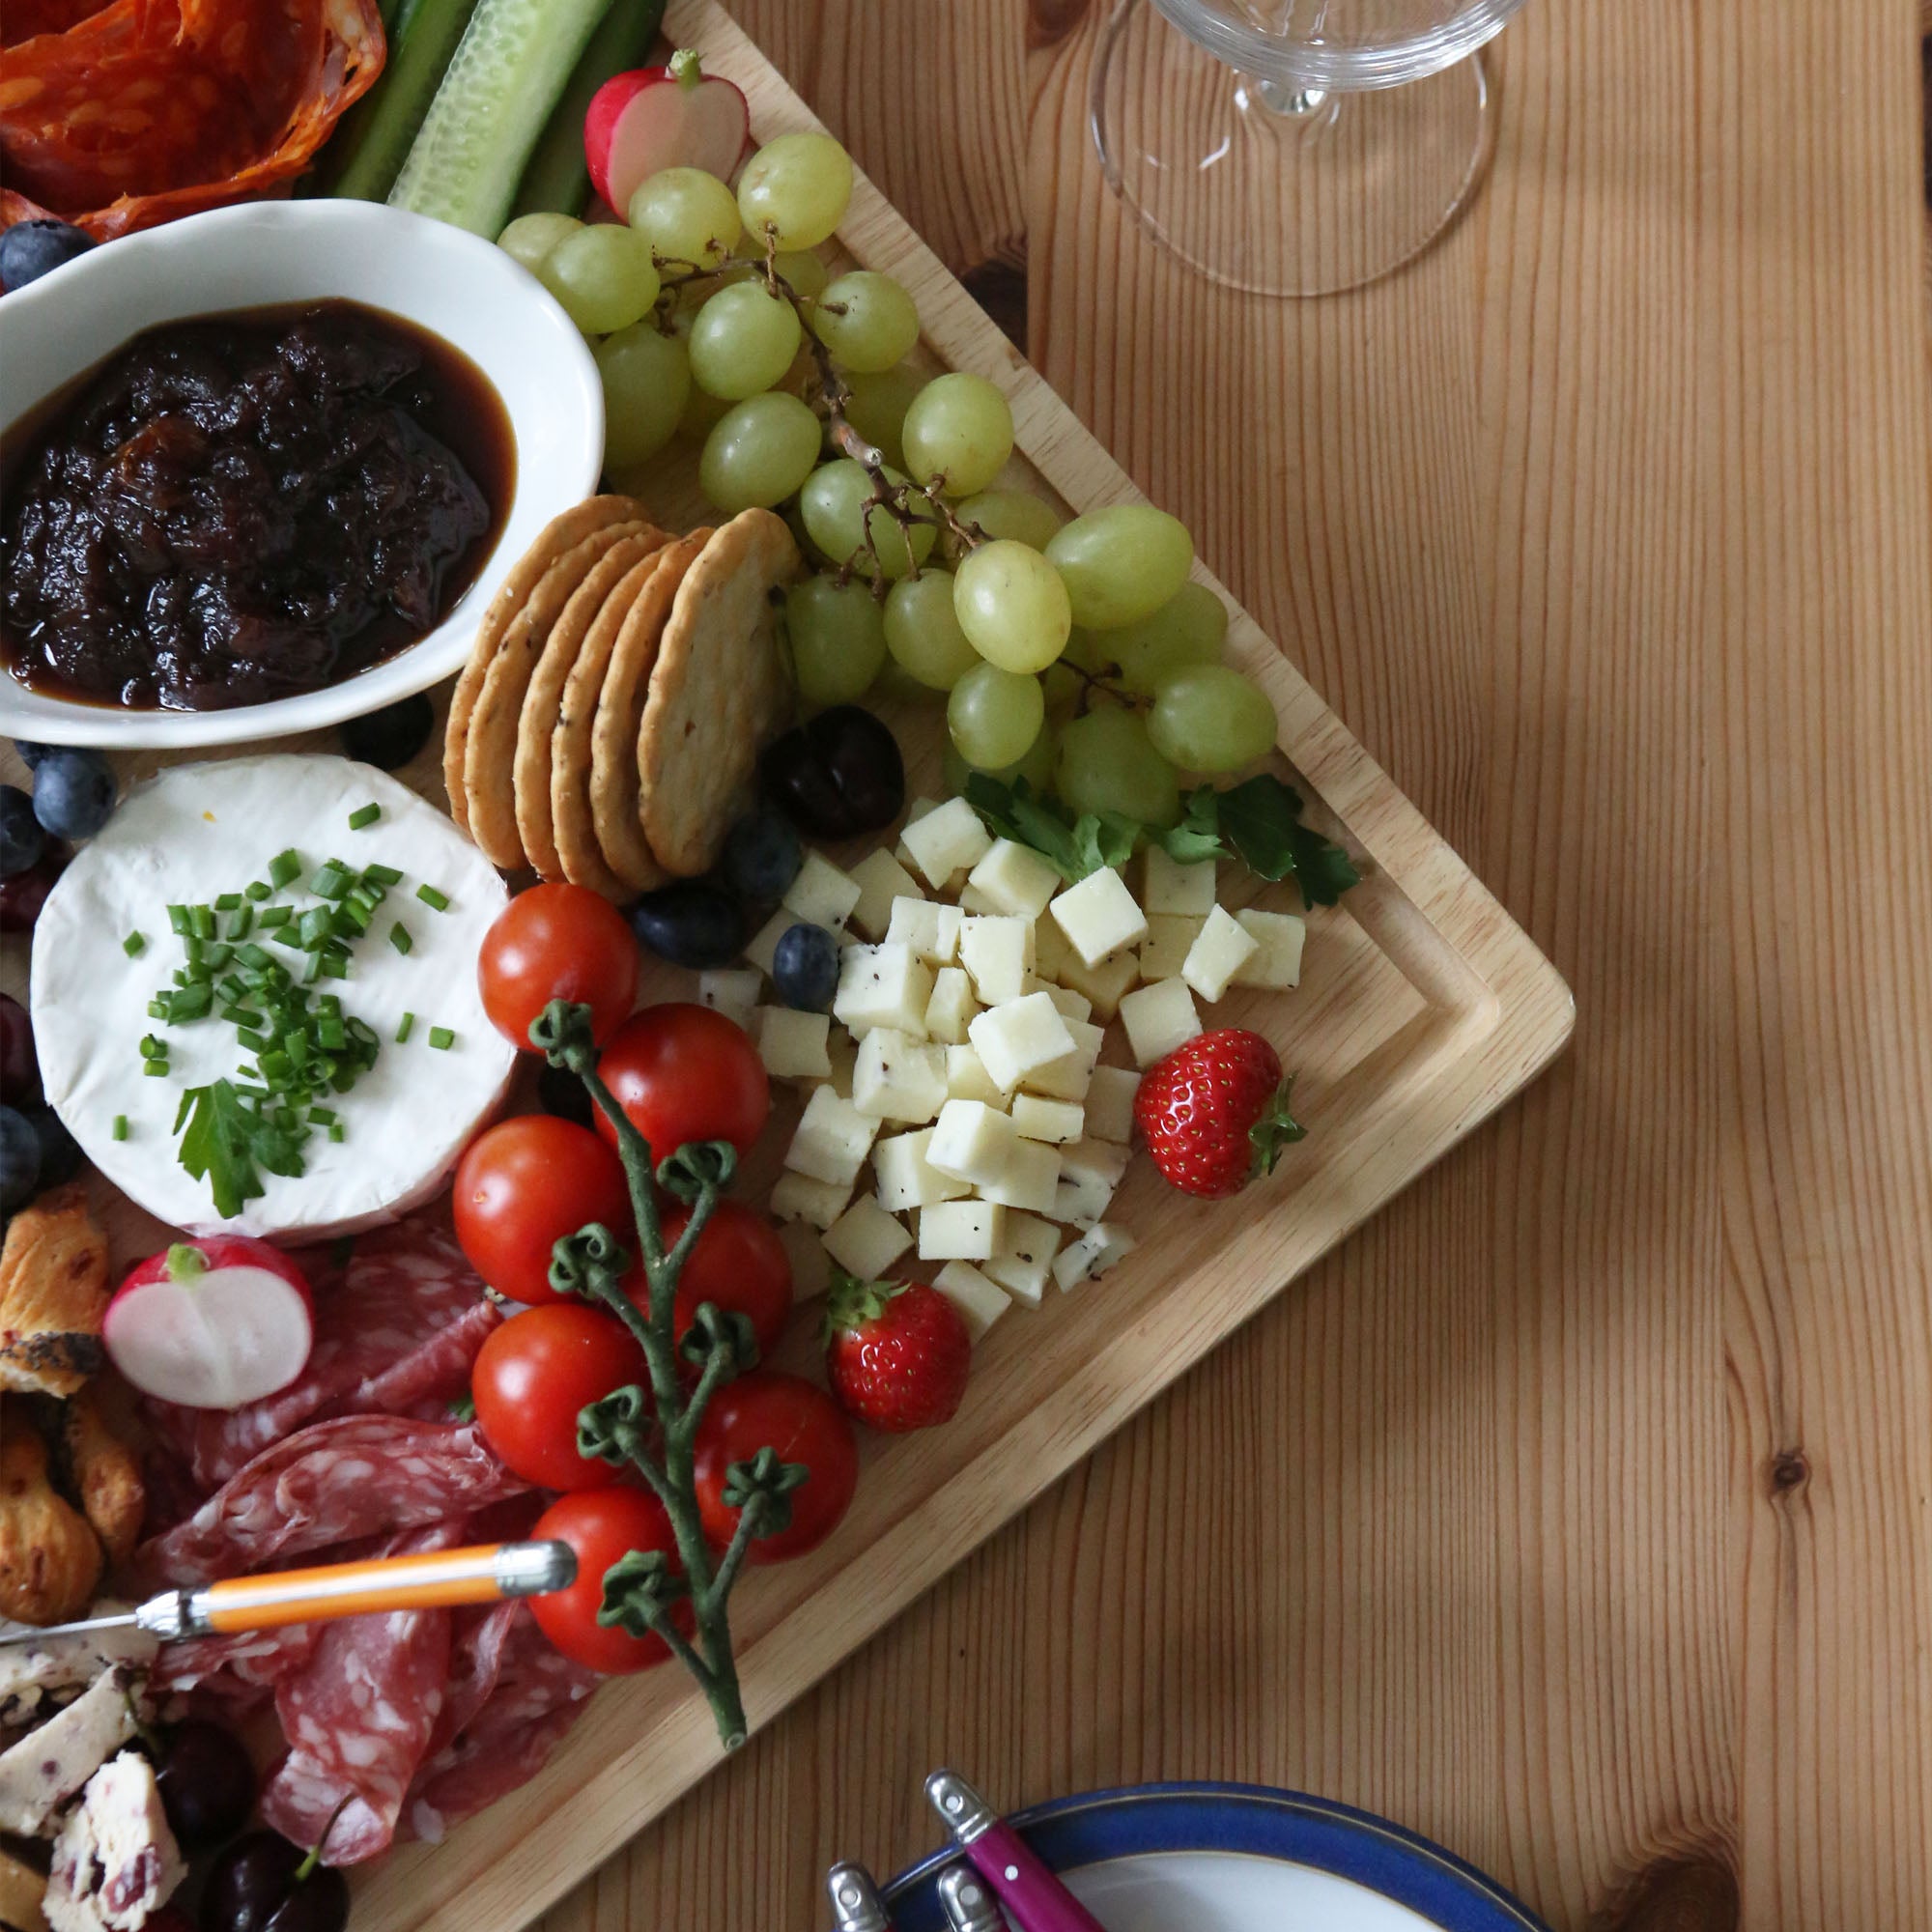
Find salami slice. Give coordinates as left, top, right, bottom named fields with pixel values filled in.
left=2, top=0, right=111, bottom=49
left=150, top=1621, right=320, bottom=1717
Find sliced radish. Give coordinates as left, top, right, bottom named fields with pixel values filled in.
left=104, top=1236, right=314, bottom=1409
left=584, top=49, right=751, bottom=216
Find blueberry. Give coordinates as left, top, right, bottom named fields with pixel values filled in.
left=0, top=220, right=94, bottom=297
left=24, top=1106, right=80, bottom=1187
left=340, top=693, right=435, bottom=771
left=537, top=1059, right=594, bottom=1130
left=0, top=1107, right=40, bottom=1214
left=12, top=742, right=53, bottom=770
left=772, top=922, right=839, bottom=1010
left=32, top=749, right=115, bottom=841
left=720, top=809, right=802, bottom=904
left=629, top=879, right=745, bottom=970
left=0, top=786, right=43, bottom=879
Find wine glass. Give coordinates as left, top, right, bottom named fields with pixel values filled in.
left=1092, top=0, right=1530, bottom=297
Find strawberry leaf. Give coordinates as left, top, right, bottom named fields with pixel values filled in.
left=1248, top=1075, right=1308, bottom=1179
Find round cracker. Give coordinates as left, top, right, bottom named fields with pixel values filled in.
left=638, top=510, right=801, bottom=877
left=513, top=530, right=672, bottom=879
left=442, top=495, right=652, bottom=830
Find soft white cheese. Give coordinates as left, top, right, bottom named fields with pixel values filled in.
left=44, top=1753, right=185, bottom=1932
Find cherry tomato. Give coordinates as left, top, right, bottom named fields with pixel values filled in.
left=471, top=1304, right=648, bottom=1491
left=480, top=883, right=638, bottom=1051
left=645, top=1201, right=794, bottom=1359
left=595, top=1003, right=770, bottom=1163
left=455, top=1116, right=633, bottom=1305
left=530, top=1488, right=691, bottom=1674
left=692, top=1370, right=858, bottom=1564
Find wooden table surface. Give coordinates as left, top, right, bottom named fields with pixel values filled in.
left=540, top=3, right=1932, bottom=1927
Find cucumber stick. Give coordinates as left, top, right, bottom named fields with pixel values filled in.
left=390, top=0, right=618, bottom=236
left=511, top=0, right=668, bottom=219
left=322, top=0, right=481, bottom=202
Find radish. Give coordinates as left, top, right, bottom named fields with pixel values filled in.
left=104, top=1237, right=314, bottom=1409
left=584, top=49, right=751, bottom=217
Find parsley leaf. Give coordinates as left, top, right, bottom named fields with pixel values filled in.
left=1157, top=787, right=1226, bottom=866
left=1211, top=777, right=1362, bottom=908
left=964, top=776, right=1129, bottom=883
left=174, top=1079, right=307, bottom=1219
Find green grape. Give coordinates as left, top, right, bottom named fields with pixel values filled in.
left=884, top=571, right=980, bottom=690
left=786, top=575, right=888, bottom=706
left=1147, top=665, right=1277, bottom=773
left=1055, top=705, right=1181, bottom=828
left=798, top=458, right=936, bottom=581
left=1045, top=504, right=1194, bottom=629
left=948, top=661, right=1045, bottom=770
left=812, top=270, right=921, bottom=374
left=952, top=539, right=1071, bottom=673
left=944, top=719, right=1055, bottom=796
left=841, top=363, right=924, bottom=470
left=776, top=249, right=832, bottom=300
left=595, top=324, right=692, bottom=469
left=536, top=225, right=662, bottom=335
left=900, top=372, right=1014, bottom=497
left=699, top=392, right=823, bottom=512
left=627, top=167, right=743, bottom=270
left=497, top=213, right=581, bottom=274
left=952, top=489, right=1064, bottom=553
left=1075, top=581, right=1228, bottom=694
left=737, top=132, right=854, bottom=251
left=687, top=280, right=804, bottom=399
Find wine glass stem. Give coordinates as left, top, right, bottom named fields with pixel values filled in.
left=1243, top=73, right=1341, bottom=134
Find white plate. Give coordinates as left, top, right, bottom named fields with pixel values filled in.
left=0, top=199, right=603, bottom=750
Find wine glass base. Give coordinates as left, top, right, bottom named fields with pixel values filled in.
left=1092, top=0, right=1500, bottom=298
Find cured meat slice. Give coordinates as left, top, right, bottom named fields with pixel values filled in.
left=2, top=0, right=111, bottom=50
left=149, top=1621, right=319, bottom=1717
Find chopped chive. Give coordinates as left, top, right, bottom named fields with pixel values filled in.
left=308, top=1105, right=338, bottom=1125
left=237, top=1028, right=272, bottom=1055
left=244, top=879, right=272, bottom=902
left=143, top=1056, right=169, bottom=1077
left=388, top=922, right=412, bottom=955
left=216, top=975, right=247, bottom=1003
left=318, top=1018, right=347, bottom=1052
left=345, top=1017, right=378, bottom=1046
left=299, top=951, right=323, bottom=985
left=147, top=997, right=170, bottom=1020
left=348, top=803, right=381, bottom=830
left=123, top=931, right=146, bottom=957
left=189, top=904, right=215, bottom=941
left=259, top=1050, right=294, bottom=1085
left=112, top=1115, right=128, bottom=1141
left=219, top=1004, right=260, bottom=1027
left=202, top=942, right=233, bottom=973
left=235, top=943, right=274, bottom=972
left=167, top=903, right=191, bottom=936
left=362, top=863, right=403, bottom=888
left=215, top=892, right=242, bottom=912
left=168, top=982, right=213, bottom=1022
left=327, top=1122, right=346, bottom=1143
left=414, top=883, right=450, bottom=912
left=319, top=954, right=347, bottom=980
left=396, top=1011, right=415, bottom=1043
left=298, top=907, right=332, bottom=949
left=428, top=1026, right=454, bottom=1051
left=225, top=904, right=253, bottom=941
left=138, top=1034, right=165, bottom=1059
left=311, top=862, right=353, bottom=900
left=269, top=849, right=301, bottom=889
left=256, top=905, right=292, bottom=929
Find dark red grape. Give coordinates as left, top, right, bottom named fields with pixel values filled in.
left=199, top=1833, right=349, bottom=1932
left=0, top=848, right=63, bottom=932
left=760, top=705, right=904, bottom=838
left=156, top=1719, right=255, bottom=1851
left=0, top=994, right=37, bottom=1105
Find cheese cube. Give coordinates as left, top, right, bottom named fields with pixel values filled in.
left=906, top=796, right=940, bottom=821
left=923, top=966, right=980, bottom=1044
left=977, top=1138, right=1059, bottom=1214
left=982, top=1210, right=1061, bottom=1305
left=754, top=1006, right=833, bottom=1080
left=748, top=907, right=830, bottom=980
left=822, top=1195, right=915, bottom=1278
left=957, top=915, right=1033, bottom=1006
left=1231, top=909, right=1306, bottom=990
left=783, top=1086, right=877, bottom=1187
left=1052, top=1221, right=1137, bottom=1291
left=1054, top=1138, right=1129, bottom=1226
left=697, top=968, right=761, bottom=1031
left=827, top=1028, right=857, bottom=1098
left=926, top=1098, right=1020, bottom=1186
left=887, top=895, right=964, bottom=965
left=834, top=943, right=933, bottom=1037
left=847, top=849, right=923, bottom=940
left=946, top=1044, right=1006, bottom=1104
left=1138, top=914, right=1205, bottom=981
left=932, top=1261, right=1011, bottom=1340
left=1018, top=1017, right=1104, bottom=1101
left=783, top=850, right=863, bottom=930
left=900, top=796, right=992, bottom=888
left=956, top=882, right=1001, bottom=915
left=1119, top=978, right=1202, bottom=1068
left=873, top=1128, right=971, bottom=1211
left=1181, top=904, right=1261, bottom=1003
left=776, top=1218, right=832, bottom=1300
left=1084, top=1065, right=1141, bottom=1145
left=770, top=1169, right=853, bottom=1230
left=1032, top=915, right=1075, bottom=983
left=1143, top=845, right=1217, bottom=916
left=1048, top=867, right=1147, bottom=968
left=918, top=1199, right=1005, bottom=1261
left=851, top=1029, right=948, bottom=1123
left=1010, top=1094, right=1085, bottom=1143
left=1031, top=979, right=1093, bottom=1024
left=968, top=993, right=1075, bottom=1093
left=1052, top=946, right=1140, bottom=1022
left=966, top=838, right=1063, bottom=920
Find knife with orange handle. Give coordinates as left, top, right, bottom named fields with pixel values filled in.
left=0, top=1541, right=576, bottom=1645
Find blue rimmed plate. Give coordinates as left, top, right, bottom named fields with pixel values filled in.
left=881, top=1782, right=1548, bottom=1932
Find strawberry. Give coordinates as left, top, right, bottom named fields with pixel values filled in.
left=823, top=1271, right=972, bottom=1433
left=1133, top=1027, right=1306, bottom=1199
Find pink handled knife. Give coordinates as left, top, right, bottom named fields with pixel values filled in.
left=924, top=1770, right=1106, bottom=1932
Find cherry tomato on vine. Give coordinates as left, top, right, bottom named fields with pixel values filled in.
left=479, top=883, right=638, bottom=1050
left=471, top=1304, right=648, bottom=1491
left=641, top=1201, right=794, bottom=1359
left=594, top=1003, right=770, bottom=1162
left=530, top=1487, right=691, bottom=1674
left=455, top=1116, right=633, bottom=1305
left=692, top=1370, right=858, bottom=1564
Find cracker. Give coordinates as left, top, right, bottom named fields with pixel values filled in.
left=441, top=495, right=651, bottom=831
left=639, top=510, right=801, bottom=877
left=513, top=530, right=671, bottom=879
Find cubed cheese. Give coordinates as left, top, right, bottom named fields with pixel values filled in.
left=783, top=850, right=863, bottom=930
left=1181, top=904, right=1261, bottom=1003
left=906, top=796, right=940, bottom=822
left=969, top=992, right=1075, bottom=1093
left=754, top=1006, right=833, bottom=1080
left=1032, top=979, right=1093, bottom=1023
left=1009, top=1094, right=1085, bottom=1143
left=851, top=1028, right=948, bottom=1123
left=822, top=1195, right=916, bottom=1277
left=783, top=1086, right=877, bottom=1186
left=932, top=1261, right=1011, bottom=1340
left=847, top=849, right=924, bottom=939
left=965, top=838, right=1063, bottom=920
left=918, top=1199, right=1005, bottom=1261
left=1032, top=915, right=1075, bottom=984
left=900, top=795, right=992, bottom=888
left=1231, top=908, right=1307, bottom=990
left=1083, top=1065, right=1141, bottom=1145
left=776, top=1218, right=832, bottom=1300
left=697, top=968, right=762, bottom=1030
left=1138, top=914, right=1206, bottom=981
left=1051, top=945, right=1140, bottom=1022
left=834, top=943, right=933, bottom=1037
left=923, top=966, right=980, bottom=1044
left=957, top=915, right=1033, bottom=1006
left=1052, top=1221, right=1137, bottom=1291
left=872, top=1128, right=971, bottom=1211
left=827, top=1029, right=857, bottom=1098
left=1018, top=1016, right=1104, bottom=1101
left=886, top=895, right=963, bottom=965
left=1118, top=978, right=1203, bottom=1067
left=977, top=1138, right=1059, bottom=1214
left=982, top=1209, right=1062, bottom=1305
left=956, top=883, right=1001, bottom=915
left=770, top=1169, right=853, bottom=1231
left=1049, top=867, right=1147, bottom=967
left=1143, top=844, right=1217, bottom=916
left=926, top=1098, right=1019, bottom=1186
left=1054, top=1138, right=1129, bottom=1226
left=946, top=1043, right=1006, bottom=1104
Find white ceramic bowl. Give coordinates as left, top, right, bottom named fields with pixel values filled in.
left=0, top=199, right=603, bottom=749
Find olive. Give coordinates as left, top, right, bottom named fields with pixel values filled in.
left=156, top=1719, right=255, bottom=1851
left=339, top=693, right=435, bottom=771
left=629, top=878, right=746, bottom=970
left=199, top=1833, right=350, bottom=1932
left=759, top=705, right=904, bottom=838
